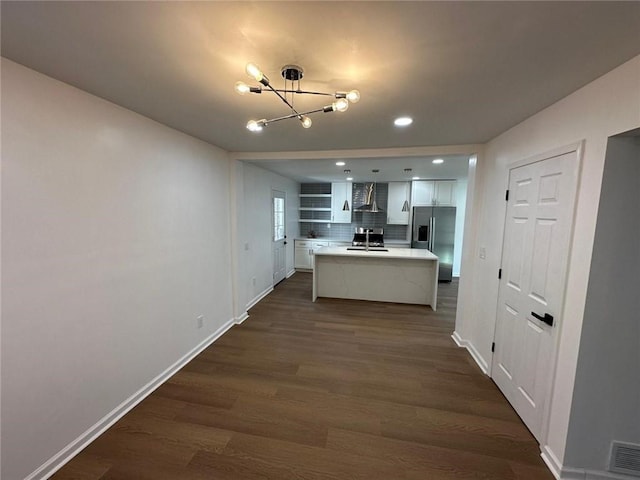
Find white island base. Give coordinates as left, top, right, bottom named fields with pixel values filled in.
left=313, top=247, right=439, bottom=310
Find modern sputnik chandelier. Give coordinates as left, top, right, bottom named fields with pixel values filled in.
left=235, top=63, right=360, bottom=131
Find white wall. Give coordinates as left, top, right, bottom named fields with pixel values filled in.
left=233, top=161, right=299, bottom=318
left=454, top=54, right=640, bottom=475
left=1, top=59, right=234, bottom=480
left=452, top=177, right=468, bottom=277
left=563, top=134, right=640, bottom=473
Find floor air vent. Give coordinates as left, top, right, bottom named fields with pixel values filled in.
left=610, top=442, right=640, bottom=477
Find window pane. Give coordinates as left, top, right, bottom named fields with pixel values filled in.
left=273, top=195, right=285, bottom=241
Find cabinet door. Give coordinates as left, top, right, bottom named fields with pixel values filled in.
left=294, top=240, right=312, bottom=269
left=294, top=247, right=312, bottom=269
left=411, top=181, right=435, bottom=206
left=311, top=241, right=329, bottom=251
left=310, top=241, right=329, bottom=269
left=434, top=181, right=456, bottom=206
left=331, top=182, right=353, bottom=223
left=387, top=182, right=411, bottom=224
left=329, top=242, right=351, bottom=247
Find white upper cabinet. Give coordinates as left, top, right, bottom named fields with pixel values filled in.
left=411, top=180, right=457, bottom=206
left=331, top=182, right=353, bottom=223
left=411, top=181, right=435, bottom=205
left=434, top=181, right=457, bottom=206
left=387, top=182, right=411, bottom=224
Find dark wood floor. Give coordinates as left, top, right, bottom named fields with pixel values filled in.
left=53, top=273, right=553, bottom=479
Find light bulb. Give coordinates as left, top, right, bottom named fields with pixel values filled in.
left=333, top=98, right=349, bottom=112
left=245, top=63, right=263, bottom=82
left=301, top=116, right=312, bottom=129
left=432, top=158, right=444, bottom=164
left=235, top=81, right=250, bottom=95
left=246, top=120, right=263, bottom=132
left=346, top=90, right=360, bottom=103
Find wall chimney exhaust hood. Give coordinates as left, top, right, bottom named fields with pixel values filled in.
left=355, top=182, right=384, bottom=212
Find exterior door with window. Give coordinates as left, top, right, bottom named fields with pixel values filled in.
left=272, top=191, right=287, bottom=285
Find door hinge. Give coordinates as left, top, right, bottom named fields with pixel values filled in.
left=491, top=342, right=495, bottom=353
left=498, top=268, right=502, bottom=279
left=505, top=189, right=510, bottom=201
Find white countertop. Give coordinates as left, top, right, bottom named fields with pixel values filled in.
left=314, top=246, right=438, bottom=261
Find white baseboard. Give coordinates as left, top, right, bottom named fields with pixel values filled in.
left=560, top=468, right=638, bottom=480
left=451, top=331, right=489, bottom=375
left=235, top=311, right=249, bottom=324
left=451, top=330, right=465, bottom=347
left=286, top=268, right=296, bottom=278
left=246, top=285, right=273, bottom=311
left=541, top=445, right=563, bottom=479
left=25, top=317, right=236, bottom=480
left=541, top=445, right=633, bottom=480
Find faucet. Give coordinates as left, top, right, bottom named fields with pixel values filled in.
left=365, top=229, right=369, bottom=251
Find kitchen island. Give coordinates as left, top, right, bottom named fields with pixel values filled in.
left=313, top=247, right=439, bottom=310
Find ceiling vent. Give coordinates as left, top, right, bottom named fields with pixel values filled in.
left=610, top=441, right=640, bottom=477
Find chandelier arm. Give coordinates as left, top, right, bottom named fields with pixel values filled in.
left=272, top=89, right=335, bottom=97
left=262, top=107, right=328, bottom=125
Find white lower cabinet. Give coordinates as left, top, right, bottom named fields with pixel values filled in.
left=329, top=241, right=351, bottom=247
left=294, top=241, right=313, bottom=269
left=295, top=240, right=329, bottom=269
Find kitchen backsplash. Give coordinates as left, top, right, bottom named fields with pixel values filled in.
left=299, top=222, right=408, bottom=240
left=300, top=183, right=332, bottom=194
left=298, top=182, right=409, bottom=240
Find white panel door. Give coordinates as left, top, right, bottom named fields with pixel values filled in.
left=492, top=150, right=579, bottom=441
left=272, top=190, right=287, bottom=285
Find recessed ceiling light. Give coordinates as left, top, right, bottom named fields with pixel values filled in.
left=346, top=177, right=353, bottom=181
left=432, top=158, right=444, bottom=164
left=412, top=176, right=420, bottom=180
left=336, top=161, right=346, bottom=166
left=394, top=117, right=413, bottom=127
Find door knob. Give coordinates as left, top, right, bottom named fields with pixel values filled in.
left=531, top=311, right=554, bottom=326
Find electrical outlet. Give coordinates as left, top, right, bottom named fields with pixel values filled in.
left=252, top=277, right=256, bottom=286
left=479, top=247, right=486, bottom=259
left=244, top=242, right=249, bottom=251
left=326, top=223, right=331, bottom=229
left=196, top=315, right=204, bottom=329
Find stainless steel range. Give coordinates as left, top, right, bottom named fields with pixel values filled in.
left=352, top=227, right=384, bottom=247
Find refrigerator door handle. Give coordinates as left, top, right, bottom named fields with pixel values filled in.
left=431, top=217, right=436, bottom=250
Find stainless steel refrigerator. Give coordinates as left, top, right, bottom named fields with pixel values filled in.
left=411, top=206, right=456, bottom=282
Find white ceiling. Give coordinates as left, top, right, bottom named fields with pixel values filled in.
left=2, top=1, right=639, bottom=182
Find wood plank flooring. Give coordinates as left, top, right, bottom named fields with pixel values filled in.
left=52, top=273, right=553, bottom=479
